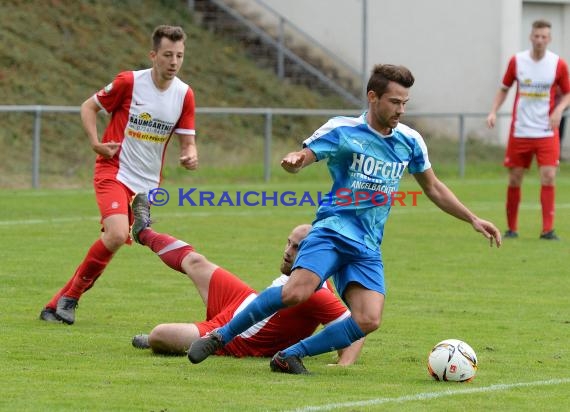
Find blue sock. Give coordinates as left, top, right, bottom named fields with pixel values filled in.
left=218, top=285, right=285, bottom=343
left=282, top=317, right=365, bottom=358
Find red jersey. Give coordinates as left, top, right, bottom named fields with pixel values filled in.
left=195, top=269, right=350, bottom=357
left=93, top=69, right=196, bottom=193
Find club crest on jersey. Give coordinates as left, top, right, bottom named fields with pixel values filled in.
left=137, top=112, right=151, bottom=121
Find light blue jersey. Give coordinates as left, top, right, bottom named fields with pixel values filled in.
left=304, top=112, right=431, bottom=251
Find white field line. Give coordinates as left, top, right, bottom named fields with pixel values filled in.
left=290, top=378, right=570, bottom=412
left=0, top=210, right=309, bottom=226
left=2, top=202, right=570, bottom=227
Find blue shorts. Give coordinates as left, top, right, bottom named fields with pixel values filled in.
left=293, top=227, right=385, bottom=299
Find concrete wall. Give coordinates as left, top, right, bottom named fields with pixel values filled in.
left=253, top=0, right=570, bottom=144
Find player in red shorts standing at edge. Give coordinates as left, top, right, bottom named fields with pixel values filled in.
left=39, top=25, right=198, bottom=324
left=487, top=19, right=570, bottom=240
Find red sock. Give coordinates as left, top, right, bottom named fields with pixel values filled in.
left=540, top=185, right=555, bottom=233
left=45, top=275, right=76, bottom=310
left=45, top=239, right=114, bottom=307
left=139, top=229, right=194, bottom=273
left=64, top=239, right=114, bottom=300
left=506, top=186, right=521, bottom=232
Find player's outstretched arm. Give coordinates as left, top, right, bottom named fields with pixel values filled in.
left=413, top=169, right=502, bottom=248
left=281, top=148, right=316, bottom=174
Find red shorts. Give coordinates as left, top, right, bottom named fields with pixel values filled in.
left=194, top=268, right=255, bottom=339
left=504, top=135, right=559, bottom=168
left=93, top=177, right=135, bottom=225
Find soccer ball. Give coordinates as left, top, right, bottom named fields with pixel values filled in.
left=427, top=339, right=478, bottom=382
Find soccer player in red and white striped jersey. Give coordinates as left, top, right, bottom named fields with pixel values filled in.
left=487, top=19, right=570, bottom=240
left=39, top=25, right=197, bottom=324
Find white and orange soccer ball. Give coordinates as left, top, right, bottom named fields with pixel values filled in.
left=427, top=339, right=478, bottom=382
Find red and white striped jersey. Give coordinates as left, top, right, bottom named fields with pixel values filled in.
left=93, top=69, right=195, bottom=192
left=503, top=50, right=570, bottom=138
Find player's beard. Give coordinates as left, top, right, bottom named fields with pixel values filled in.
left=280, top=259, right=292, bottom=276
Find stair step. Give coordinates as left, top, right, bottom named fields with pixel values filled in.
left=196, top=0, right=360, bottom=105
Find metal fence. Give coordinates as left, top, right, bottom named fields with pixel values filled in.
left=1, top=104, right=557, bottom=189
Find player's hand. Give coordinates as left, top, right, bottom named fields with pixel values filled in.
left=180, top=155, right=198, bottom=170
left=472, top=218, right=502, bottom=248
left=281, top=151, right=305, bottom=174
left=92, top=141, right=121, bottom=159
left=486, top=113, right=496, bottom=129
left=549, top=112, right=562, bottom=129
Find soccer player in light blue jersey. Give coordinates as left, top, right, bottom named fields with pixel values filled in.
left=188, top=64, right=502, bottom=374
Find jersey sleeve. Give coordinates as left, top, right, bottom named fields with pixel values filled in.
left=93, top=71, right=133, bottom=114
left=174, top=86, right=196, bottom=136
left=409, top=139, right=430, bottom=174
left=501, top=56, right=517, bottom=88
left=556, top=58, right=570, bottom=94
left=302, top=118, right=340, bottom=161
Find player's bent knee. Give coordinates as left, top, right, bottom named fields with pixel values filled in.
left=354, top=316, right=382, bottom=334
left=183, top=252, right=208, bottom=270
left=360, top=322, right=380, bottom=335
left=281, top=286, right=312, bottom=306
left=103, top=230, right=130, bottom=249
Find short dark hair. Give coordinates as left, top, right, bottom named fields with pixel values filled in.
left=532, top=19, right=551, bottom=30
left=152, top=25, right=187, bottom=50
left=367, top=64, right=415, bottom=97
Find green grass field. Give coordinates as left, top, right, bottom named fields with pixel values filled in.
left=1, top=170, right=570, bottom=411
